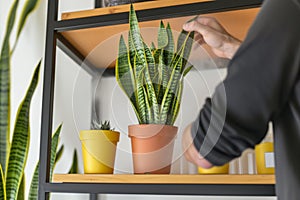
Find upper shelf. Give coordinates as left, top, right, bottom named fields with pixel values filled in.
left=62, top=0, right=213, bottom=20
left=59, top=1, right=260, bottom=70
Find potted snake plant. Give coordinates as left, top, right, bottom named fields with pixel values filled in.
left=80, top=120, right=120, bottom=174
left=116, top=5, right=194, bottom=174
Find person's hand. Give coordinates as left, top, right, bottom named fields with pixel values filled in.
left=182, top=124, right=213, bottom=169
left=183, top=16, right=241, bottom=59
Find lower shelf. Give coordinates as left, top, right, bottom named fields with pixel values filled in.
left=53, top=174, right=275, bottom=185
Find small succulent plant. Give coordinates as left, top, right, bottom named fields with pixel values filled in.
left=91, top=120, right=115, bottom=131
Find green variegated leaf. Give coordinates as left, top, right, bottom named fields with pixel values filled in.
left=28, top=124, right=62, bottom=200
left=16, top=175, right=24, bottom=200
left=28, top=163, right=38, bottom=200
left=160, top=31, right=193, bottom=124
left=68, top=150, right=78, bottom=174
left=143, top=42, right=156, bottom=82
left=176, top=30, right=189, bottom=52
left=170, top=80, right=183, bottom=125
left=135, top=55, right=147, bottom=123
left=16, top=0, right=40, bottom=40
left=142, top=86, right=152, bottom=123
left=49, top=125, right=61, bottom=179
left=129, top=4, right=146, bottom=65
left=158, top=21, right=168, bottom=49
left=0, top=0, right=21, bottom=173
left=128, top=32, right=135, bottom=68
left=181, top=32, right=194, bottom=71
left=54, top=145, right=64, bottom=164
left=183, top=65, right=193, bottom=77
left=155, top=50, right=164, bottom=105
left=143, top=43, right=159, bottom=123
left=160, top=55, right=183, bottom=124
left=116, top=35, right=140, bottom=123
left=6, top=62, right=40, bottom=200
left=0, top=164, right=5, bottom=200
left=163, top=23, right=175, bottom=66
left=150, top=42, right=156, bottom=52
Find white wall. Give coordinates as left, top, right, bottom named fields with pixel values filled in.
left=0, top=0, right=276, bottom=199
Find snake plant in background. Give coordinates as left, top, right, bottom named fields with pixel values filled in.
left=116, top=5, right=194, bottom=125
left=0, top=0, right=73, bottom=199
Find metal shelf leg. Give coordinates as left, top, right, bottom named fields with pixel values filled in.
left=90, top=193, right=99, bottom=200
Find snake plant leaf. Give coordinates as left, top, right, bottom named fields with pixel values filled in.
left=143, top=42, right=156, bottom=82
left=150, top=42, right=156, bottom=52
left=155, top=50, right=164, bottom=105
left=135, top=56, right=148, bottom=123
left=16, top=175, right=24, bottom=200
left=28, top=163, right=38, bottom=200
left=143, top=43, right=159, bottom=123
left=16, top=0, right=40, bottom=41
left=116, top=35, right=141, bottom=123
left=163, top=23, right=175, bottom=67
left=176, top=30, right=189, bottom=52
left=142, top=86, right=152, bottom=123
left=54, top=145, right=64, bottom=164
left=28, top=124, right=62, bottom=200
left=116, top=36, right=137, bottom=107
left=183, top=65, right=193, bottom=77
left=0, top=165, right=5, bottom=200
left=49, top=124, right=61, bottom=179
left=6, top=62, right=40, bottom=200
left=0, top=0, right=21, bottom=173
left=68, top=150, right=78, bottom=174
left=181, top=32, right=194, bottom=71
left=176, top=31, right=194, bottom=72
left=129, top=4, right=146, bottom=65
left=158, top=21, right=168, bottom=49
left=128, top=32, right=136, bottom=69
left=170, top=80, right=183, bottom=125
left=160, top=55, right=183, bottom=124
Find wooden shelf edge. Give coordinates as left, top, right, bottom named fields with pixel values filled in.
left=53, top=174, right=275, bottom=185
left=61, top=0, right=213, bottom=20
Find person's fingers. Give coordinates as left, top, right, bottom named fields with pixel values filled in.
left=196, top=17, right=227, bottom=33
left=183, top=20, right=214, bottom=37
left=194, top=33, right=205, bottom=45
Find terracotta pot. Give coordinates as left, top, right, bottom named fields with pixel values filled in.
left=128, top=124, right=178, bottom=174
left=198, top=163, right=229, bottom=174
left=80, top=130, right=120, bottom=174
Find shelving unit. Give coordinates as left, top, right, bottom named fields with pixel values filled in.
left=39, top=0, right=274, bottom=200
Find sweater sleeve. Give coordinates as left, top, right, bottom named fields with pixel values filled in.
left=191, top=0, right=300, bottom=166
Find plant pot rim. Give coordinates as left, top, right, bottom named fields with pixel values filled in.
left=128, top=124, right=177, bottom=128
left=80, top=130, right=120, bottom=141
left=128, top=124, right=178, bottom=139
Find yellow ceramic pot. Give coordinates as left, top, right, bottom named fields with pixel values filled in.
left=255, top=142, right=275, bottom=174
left=198, top=163, right=229, bottom=174
left=80, top=130, right=120, bottom=174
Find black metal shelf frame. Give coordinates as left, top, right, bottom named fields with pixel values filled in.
left=38, top=0, right=274, bottom=199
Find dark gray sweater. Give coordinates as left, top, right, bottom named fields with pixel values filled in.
left=191, top=0, right=300, bottom=199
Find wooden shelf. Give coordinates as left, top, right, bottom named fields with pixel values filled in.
left=60, top=2, right=260, bottom=69
left=62, top=0, right=213, bottom=20
left=53, top=174, right=275, bottom=185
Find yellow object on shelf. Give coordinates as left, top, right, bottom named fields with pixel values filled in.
left=255, top=142, right=275, bottom=174
left=198, top=163, right=229, bottom=174
left=80, top=130, right=120, bottom=174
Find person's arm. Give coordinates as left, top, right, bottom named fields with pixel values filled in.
left=183, top=0, right=300, bottom=167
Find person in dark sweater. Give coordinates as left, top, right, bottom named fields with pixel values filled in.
left=181, top=0, right=300, bottom=199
